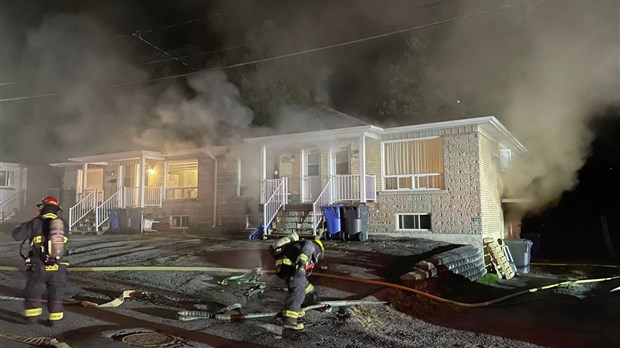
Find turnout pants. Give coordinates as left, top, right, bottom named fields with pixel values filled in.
left=283, top=269, right=315, bottom=322
left=23, top=264, right=67, bottom=322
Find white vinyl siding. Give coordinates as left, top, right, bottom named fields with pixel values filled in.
left=383, top=137, right=444, bottom=190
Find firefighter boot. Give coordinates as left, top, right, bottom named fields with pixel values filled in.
left=283, top=317, right=304, bottom=330
left=302, top=291, right=319, bottom=307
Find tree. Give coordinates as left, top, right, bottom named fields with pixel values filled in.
left=378, top=35, right=458, bottom=125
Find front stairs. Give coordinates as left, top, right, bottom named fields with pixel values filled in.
left=264, top=204, right=325, bottom=239
left=71, top=211, right=104, bottom=235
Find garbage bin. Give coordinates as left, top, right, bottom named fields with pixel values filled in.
left=520, top=233, right=543, bottom=258
left=127, top=208, right=144, bottom=233
left=108, top=209, right=120, bottom=233
left=323, top=205, right=342, bottom=240
left=349, top=205, right=369, bottom=242
left=504, top=239, right=533, bottom=273
left=115, top=208, right=130, bottom=233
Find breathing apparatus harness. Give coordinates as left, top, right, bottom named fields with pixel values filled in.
left=20, top=212, right=67, bottom=269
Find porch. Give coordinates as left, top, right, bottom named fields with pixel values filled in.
left=69, top=186, right=163, bottom=233
left=260, top=174, right=377, bottom=237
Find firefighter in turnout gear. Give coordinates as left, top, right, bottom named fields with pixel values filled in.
left=11, top=196, right=69, bottom=326
left=270, top=232, right=324, bottom=330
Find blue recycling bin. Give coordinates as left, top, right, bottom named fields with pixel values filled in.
left=323, top=205, right=342, bottom=239
left=108, top=209, right=120, bottom=233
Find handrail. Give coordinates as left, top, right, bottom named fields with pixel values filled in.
left=312, top=176, right=334, bottom=235
left=262, top=177, right=287, bottom=235
left=0, top=191, right=20, bottom=222
left=69, top=190, right=97, bottom=231
left=95, top=188, right=123, bottom=231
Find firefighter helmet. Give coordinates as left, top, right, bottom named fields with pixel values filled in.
left=41, top=196, right=60, bottom=206
left=270, top=232, right=299, bottom=255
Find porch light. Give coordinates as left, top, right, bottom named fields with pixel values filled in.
left=147, top=166, right=155, bottom=175
left=352, top=150, right=359, bottom=159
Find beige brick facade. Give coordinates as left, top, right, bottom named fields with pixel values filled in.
left=369, top=131, right=486, bottom=248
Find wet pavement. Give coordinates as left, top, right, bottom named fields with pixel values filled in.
left=0, top=230, right=618, bottom=347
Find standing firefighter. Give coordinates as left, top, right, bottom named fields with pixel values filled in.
left=11, top=196, right=69, bottom=326
left=270, top=232, right=324, bottom=330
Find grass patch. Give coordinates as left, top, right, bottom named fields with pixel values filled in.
left=475, top=273, right=500, bottom=286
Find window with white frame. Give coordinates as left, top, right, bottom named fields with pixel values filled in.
left=165, top=160, right=198, bottom=199
left=500, top=149, right=512, bottom=170
left=335, top=147, right=350, bottom=175
left=396, top=213, right=431, bottom=231
left=0, top=170, right=15, bottom=188
left=237, top=158, right=250, bottom=197
left=383, top=137, right=444, bottom=190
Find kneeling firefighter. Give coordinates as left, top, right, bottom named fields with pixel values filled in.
left=270, top=232, right=324, bottom=330
left=11, top=196, right=69, bottom=326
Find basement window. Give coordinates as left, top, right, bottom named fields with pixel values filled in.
left=396, top=213, right=431, bottom=231
left=169, top=215, right=189, bottom=229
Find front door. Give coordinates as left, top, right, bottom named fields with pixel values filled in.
left=302, top=149, right=321, bottom=202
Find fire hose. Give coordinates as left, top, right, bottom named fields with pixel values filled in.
left=0, top=332, right=70, bottom=348
left=0, top=264, right=618, bottom=308
left=177, top=300, right=387, bottom=321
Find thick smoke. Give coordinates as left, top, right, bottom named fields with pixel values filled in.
left=498, top=0, right=619, bottom=212
left=434, top=0, right=619, bottom=213
left=1, top=14, right=255, bottom=163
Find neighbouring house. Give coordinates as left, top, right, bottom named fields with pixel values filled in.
left=51, top=146, right=255, bottom=234
left=53, top=107, right=525, bottom=250
left=0, top=162, right=63, bottom=223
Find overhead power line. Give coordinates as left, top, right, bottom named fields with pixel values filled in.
left=0, top=1, right=532, bottom=103
left=110, top=0, right=281, bottom=38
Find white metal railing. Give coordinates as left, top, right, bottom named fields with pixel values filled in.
left=123, top=186, right=163, bottom=207
left=144, top=186, right=163, bottom=207
left=311, top=174, right=377, bottom=235
left=384, top=173, right=443, bottom=190
left=69, top=190, right=97, bottom=231
left=261, top=179, right=282, bottom=204
left=262, top=177, right=287, bottom=235
left=0, top=190, right=20, bottom=222
left=312, top=176, right=334, bottom=235
left=95, top=188, right=123, bottom=230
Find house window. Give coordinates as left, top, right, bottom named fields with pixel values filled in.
left=165, top=160, right=198, bottom=199
left=383, top=137, right=444, bottom=190
left=396, top=213, right=431, bottom=231
left=335, top=147, right=350, bottom=175
left=237, top=158, right=249, bottom=197
left=307, top=152, right=320, bottom=176
left=170, top=215, right=189, bottom=229
left=500, top=149, right=512, bottom=170
left=0, top=170, right=15, bottom=188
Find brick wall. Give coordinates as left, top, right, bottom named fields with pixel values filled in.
left=365, top=136, right=382, bottom=191
left=369, top=132, right=484, bottom=248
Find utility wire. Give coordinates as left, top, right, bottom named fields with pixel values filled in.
left=110, top=0, right=281, bottom=38
left=132, top=31, right=197, bottom=72
left=0, top=1, right=532, bottom=102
